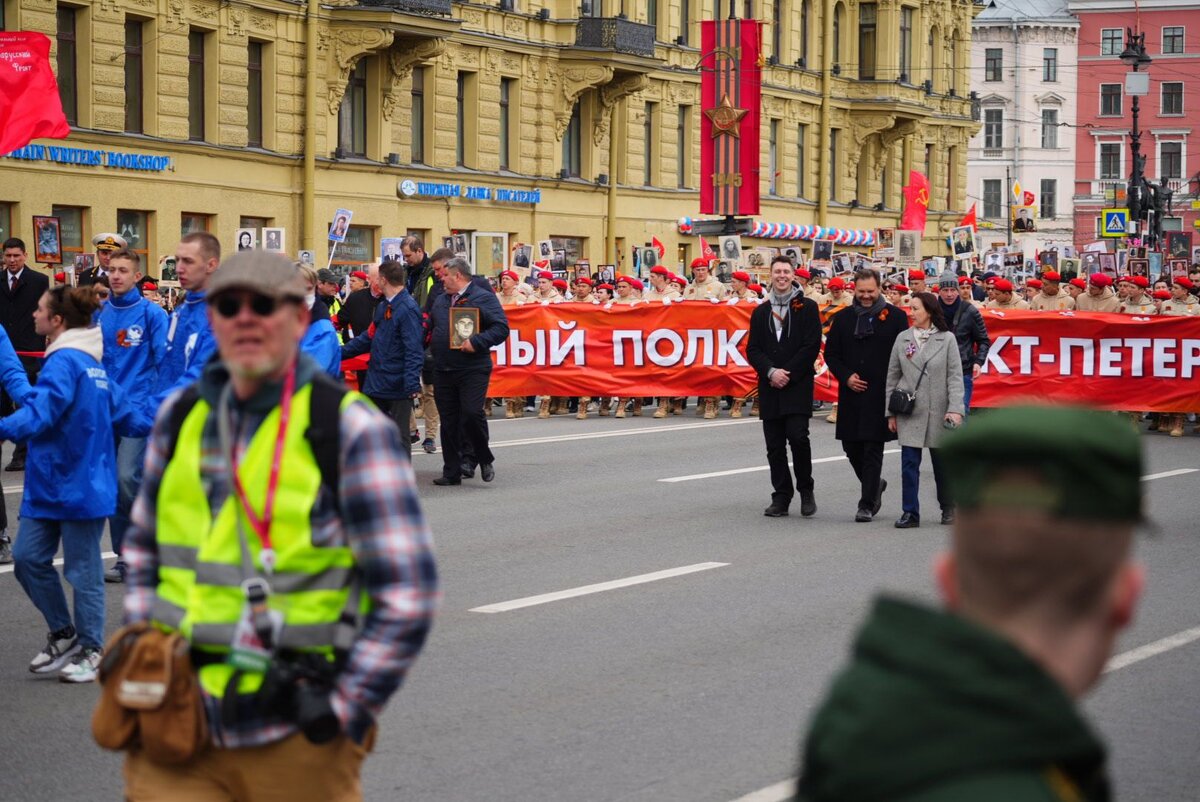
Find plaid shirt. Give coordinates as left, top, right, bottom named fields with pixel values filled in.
left=123, top=368, right=439, bottom=748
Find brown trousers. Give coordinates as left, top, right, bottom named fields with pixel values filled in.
left=124, top=731, right=371, bottom=801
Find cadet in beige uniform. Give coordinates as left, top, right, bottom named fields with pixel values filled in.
left=1072, top=273, right=1120, bottom=313
left=1028, top=270, right=1074, bottom=311
left=1117, top=276, right=1157, bottom=315
left=728, top=270, right=757, bottom=302
left=612, top=276, right=644, bottom=418
left=533, top=271, right=564, bottom=304
left=1067, top=277, right=1087, bottom=302
left=684, top=259, right=728, bottom=301
left=643, top=266, right=675, bottom=301
left=983, top=278, right=1030, bottom=310
left=1159, top=278, right=1200, bottom=436
left=497, top=271, right=525, bottom=418
left=958, top=276, right=983, bottom=309
left=796, top=267, right=827, bottom=303
left=569, top=276, right=597, bottom=418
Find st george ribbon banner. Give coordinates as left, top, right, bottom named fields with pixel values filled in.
left=484, top=306, right=1200, bottom=412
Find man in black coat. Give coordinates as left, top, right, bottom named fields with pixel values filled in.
left=746, top=256, right=824, bottom=518
left=0, top=237, right=49, bottom=472
left=824, top=269, right=909, bottom=522
left=936, top=270, right=990, bottom=411
left=428, top=257, right=509, bottom=486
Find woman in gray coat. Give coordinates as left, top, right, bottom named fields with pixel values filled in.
left=885, top=292, right=965, bottom=528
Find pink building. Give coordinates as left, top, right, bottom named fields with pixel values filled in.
left=1069, top=0, right=1200, bottom=250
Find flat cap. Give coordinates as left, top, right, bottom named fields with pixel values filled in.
left=207, top=250, right=305, bottom=302
left=316, top=268, right=337, bottom=283
left=941, top=406, right=1143, bottom=522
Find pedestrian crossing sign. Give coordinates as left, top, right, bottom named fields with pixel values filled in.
left=1101, top=208, right=1129, bottom=237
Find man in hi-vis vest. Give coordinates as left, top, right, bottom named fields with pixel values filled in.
left=121, top=251, right=438, bottom=800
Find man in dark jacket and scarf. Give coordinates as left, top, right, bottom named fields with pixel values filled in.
left=797, top=406, right=1144, bottom=802
left=823, top=269, right=909, bottom=522
left=936, top=269, right=990, bottom=411
left=746, top=256, right=823, bottom=518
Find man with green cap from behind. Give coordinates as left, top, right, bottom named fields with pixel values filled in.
left=796, top=406, right=1144, bottom=802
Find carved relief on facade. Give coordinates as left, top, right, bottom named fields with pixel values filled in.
left=326, top=28, right=396, bottom=114
left=382, top=39, right=447, bottom=121
left=593, top=74, right=648, bottom=146
left=554, top=64, right=614, bottom=140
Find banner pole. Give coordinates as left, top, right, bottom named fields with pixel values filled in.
left=325, top=241, right=337, bottom=271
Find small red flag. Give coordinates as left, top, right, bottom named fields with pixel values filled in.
left=900, top=171, right=931, bottom=234
left=652, top=236, right=666, bottom=260
left=700, top=237, right=716, bottom=260
left=959, top=203, right=977, bottom=232
left=0, top=32, right=70, bottom=155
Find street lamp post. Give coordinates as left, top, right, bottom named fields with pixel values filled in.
left=1121, top=30, right=1152, bottom=244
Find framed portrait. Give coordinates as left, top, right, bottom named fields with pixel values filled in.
left=298, top=249, right=315, bottom=266
left=1011, top=206, right=1037, bottom=233
left=1165, top=231, right=1192, bottom=260
left=452, top=233, right=469, bottom=258
left=32, top=216, right=62, bottom=264
left=380, top=237, right=403, bottom=262
left=235, top=228, right=257, bottom=252
left=833, top=253, right=853, bottom=274
left=810, top=239, right=834, bottom=262
left=537, top=239, right=553, bottom=261
left=895, top=230, right=921, bottom=267
left=714, top=259, right=733, bottom=284
left=1040, top=250, right=1058, bottom=269
left=554, top=249, right=570, bottom=269
left=984, top=252, right=1003, bottom=271
left=1169, top=258, right=1189, bottom=279
left=950, top=225, right=976, bottom=258
left=449, top=307, right=480, bottom=350
left=1059, top=257, right=1079, bottom=276
left=1003, top=251, right=1024, bottom=269
left=598, top=264, right=615, bottom=283
left=1148, top=250, right=1162, bottom=280
left=718, top=235, right=743, bottom=262
left=263, top=227, right=286, bottom=254
left=1097, top=253, right=1117, bottom=272
left=512, top=243, right=532, bottom=269
left=1127, top=258, right=1149, bottom=278
left=1115, top=250, right=1127, bottom=274
left=443, top=236, right=455, bottom=251
left=874, top=228, right=896, bottom=254
left=72, top=253, right=93, bottom=285
left=328, top=208, right=353, bottom=243
left=780, top=246, right=802, bottom=266
left=638, top=246, right=658, bottom=271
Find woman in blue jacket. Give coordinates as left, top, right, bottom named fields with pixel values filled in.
left=7, top=286, right=145, bottom=683
left=298, top=263, right=343, bottom=377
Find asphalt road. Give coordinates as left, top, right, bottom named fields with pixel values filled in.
left=0, top=411, right=1197, bottom=801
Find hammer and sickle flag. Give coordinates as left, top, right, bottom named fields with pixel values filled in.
left=901, top=171, right=931, bottom=234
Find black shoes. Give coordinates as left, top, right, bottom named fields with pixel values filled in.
left=461, top=464, right=476, bottom=479
left=854, top=507, right=874, bottom=523
left=894, top=512, right=920, bottom=529
left=4, top=458, right=23, bottom=472
left=872, top=479, right=888, bottom=515
left=432, top=476, right=461, bottom=486
left=799, top=490, right=817, bottom=518
left=481, top=463, right=495, bottom=482
left=941, top=508, right=954, bottom=525
left=763, top=501, right=789, bottom=517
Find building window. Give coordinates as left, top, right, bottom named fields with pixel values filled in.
left=772, top=0, right=783, bottom=61
left=1161, top=141, right=1183, bottom=178
left=0, top=203, right=9, bottom=242
left=562, top=101, right=581, bottom=178
left=51, top=205, right=85, bottom=260
left=328, top=225, right=375, bottom=266
left=1043, top=48, right=1057, bottom=81
left=833, top=3, right=842, bottom=65
left=796, top=124, right=807, bottom=199
left=927, top=28, right=937, bottom=91
left=829, top=128, right=840, bottom=201
left=984, top=109, right=1002, bottom=149
left=338, top=59, right=367, bottom=157
left=858, top=3, right=877, bottom=80
left=924, top=143, right=933, bottom=182
left=1100, top=84, right=1121, bottom=116
left=768, top=119, right=779, bottom=195
left=1163, top=26, right=1184, bottom=54
left=181, top=213, right=211, bottom=236
left=800, top=0, right=809, bottom=65
left=124, top=19, right=143, bottom=134
left=677, top=105, right=690, bottom=189
left=56, top=6, right=77, bottom=125
left=984, top=48, right=1002, bottom=81
left=647, top=0, right=657, bottom=29
left=1162, top=81, right=1183, bottom=115
left=982, top=179, right=1002, bottom=219
left=187, top=30, right=206, bottom=141
left=456, top=72, right=466, bottom=167
left=899, top=7, right=913, bottom=82
left=1099, top=143, right=1121, bottom=179
left=947, top=146, right=957, bottom=208
left=1100, top=29, right=1122, bottom=55
left=1040, top=179, right=1056, bottom=219
left=1041, top=109, right=1058, bottom=149
left=499, top=78, right=513, bottom=171
left=679, top=0, right=690, bottom=46
left=411, top=68, right=425, bottom=164
left=116, top=209, right=149, bottom=263
left=247, top=41, right=263, bottom=147
left=643, top=101, right=656, bottom=186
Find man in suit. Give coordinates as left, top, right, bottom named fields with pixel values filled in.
left=0, top=238, right=50, bottom=472
left=428, top=258, right=509, bottom=486
left=747, top=256, right=824, bottom=518
left=824, top=268, right=910, bottom=522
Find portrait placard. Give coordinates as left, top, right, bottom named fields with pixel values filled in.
left=32, top=215, right=62, bottom=264
left=449, top=307, right=480, bottom=350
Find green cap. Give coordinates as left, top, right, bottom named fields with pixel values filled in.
left=940, top=406, right=1144, bottom=522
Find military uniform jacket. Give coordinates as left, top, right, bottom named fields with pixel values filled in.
left=985, top=297, right=1030, bottom=311
left=685, top=277, right=728, bottom=300
left=498, top=290, right=524, bottom=307
left=1160, top=298, right=1199, bottom=316
left=1118, top=296, right=1157, bottom=315
left=642, top=288, right=676, bottom=301
left=610, top=295, right=642, bottom=306
left=1029, top=292, right=1075, bottom=312
left=1074, top=289, right=1120, bottom=313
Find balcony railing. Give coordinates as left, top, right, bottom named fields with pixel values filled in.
left=357, top=0, right=452, bottom=14
left=574, top=17, right=657, bottom=58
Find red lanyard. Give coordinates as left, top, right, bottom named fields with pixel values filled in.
left=229, top=361, right=296, bottom=557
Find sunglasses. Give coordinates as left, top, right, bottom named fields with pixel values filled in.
left=212, top=293, right=285, bottom=319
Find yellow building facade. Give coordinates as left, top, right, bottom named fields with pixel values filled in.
left=0, top=0, right=979, bottom=277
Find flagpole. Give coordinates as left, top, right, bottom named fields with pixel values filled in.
left=1006, top=165, right=1013, bottom=249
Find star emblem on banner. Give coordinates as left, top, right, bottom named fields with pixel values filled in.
left=705, top=94, right=748, bottom=138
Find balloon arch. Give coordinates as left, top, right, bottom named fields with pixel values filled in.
left=677, top=217, right=876, bottom=247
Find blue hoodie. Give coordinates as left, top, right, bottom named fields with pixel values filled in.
left=0, top=326, right=33, bottom=406
left=153, top=289, right=216, bottom=410
left=302, top=298, right=344, bottom=377
left=99, top=287, right=169, bottom=417
left=0, top=327, right=147, bottom=520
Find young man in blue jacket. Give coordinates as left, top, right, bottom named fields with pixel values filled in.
left=341, top=259, right=423, bottom=459
left=152, top=231, right=219, bottom=409
left=97, top=249, right=169, bottom=583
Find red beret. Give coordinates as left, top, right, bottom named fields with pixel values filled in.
left=628, top=278, right=644, bottom=291
left=1089, top=273, right=1112, bottom=287
left=650, top=265, right=670, bottom=277
left=574, top=276, right=594, bottom=286
left=748, top=284, right=763, bottom=293
left=499, top=270, right=518, bottom=282
left=690, top=257, right=710, bottom=269
left=1069, top=278, right=1087, bottom=289
left=53, top=272, right=66, bottom=282
left=1026, top=278, right=1043, bottom=289
left=552, top=279, right=568, bottom=291
left=827, top=277, right=846, bottom=290
left=958, top=276, right=972, bottom=286
left=350, top=270, right=369, bottom=281
left=993, top=278, right=1015, bottom=292
left=893, top=284, right=910, bottom=293
left=731, top=270, right=751, bottom=283
left=537, top=271, right=554, bottom=280
left=597, top=283, right=614, bottom=291
left=795, top=267, right=811, bottom=279
left=668, top=273, right=687, bottom=287
left=909, top=271, right=925, bottom=282
left=142, top=281, right=158, bottom=291
left=615, top=275, right=633, bottom=285
left=1153, top=289, right=1172, bottom=300
left=1131, top=275, right=1149, bottom=289
left=1042, top=271, right=1061, bottom=282
left=1174, top=277, right=1194, bottom=289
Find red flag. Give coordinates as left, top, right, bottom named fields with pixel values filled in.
left=900, top=171, right=931, bottom=233
left=959, top=203, right=977, bottom=232
left=1023, top=190, right=1035, bottom=207
left=0, top=33, right=70, bottom=155
left=533, top=259, right=549, bottom=270
left=700, top=237, right=716, bottom=260
left=652, top=236, right=666, bottom=260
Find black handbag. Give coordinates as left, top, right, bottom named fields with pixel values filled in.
left=888, top=360, right=928, bottom=416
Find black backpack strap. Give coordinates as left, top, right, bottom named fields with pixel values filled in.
left=162, top=386, right=203, bottom=464
left=305, top=372, right=347, bottom=507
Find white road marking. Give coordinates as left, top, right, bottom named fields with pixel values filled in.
left=730, top=625, right=1200, bottom=802
left=1140, top=468, right=1199, bottom=482
left=0, top=550, right=117, bottom=575
left=2, top=484, right=21, bottom=495
left=659, top=450, right=902, bottom=483
left=470, top=562, right=729, bottom=614
left=485, top=419, right=757, bottom=449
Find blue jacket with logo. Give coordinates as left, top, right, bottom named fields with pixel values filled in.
left=341, top=288, right=423, bottom=399
left=302, top=297, right=344, bottom=377
left=0, top=327, right=147, bottom=520
left=99, top=287, right=169, bottom=419
left=154, top=289, right=216, bottom=411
